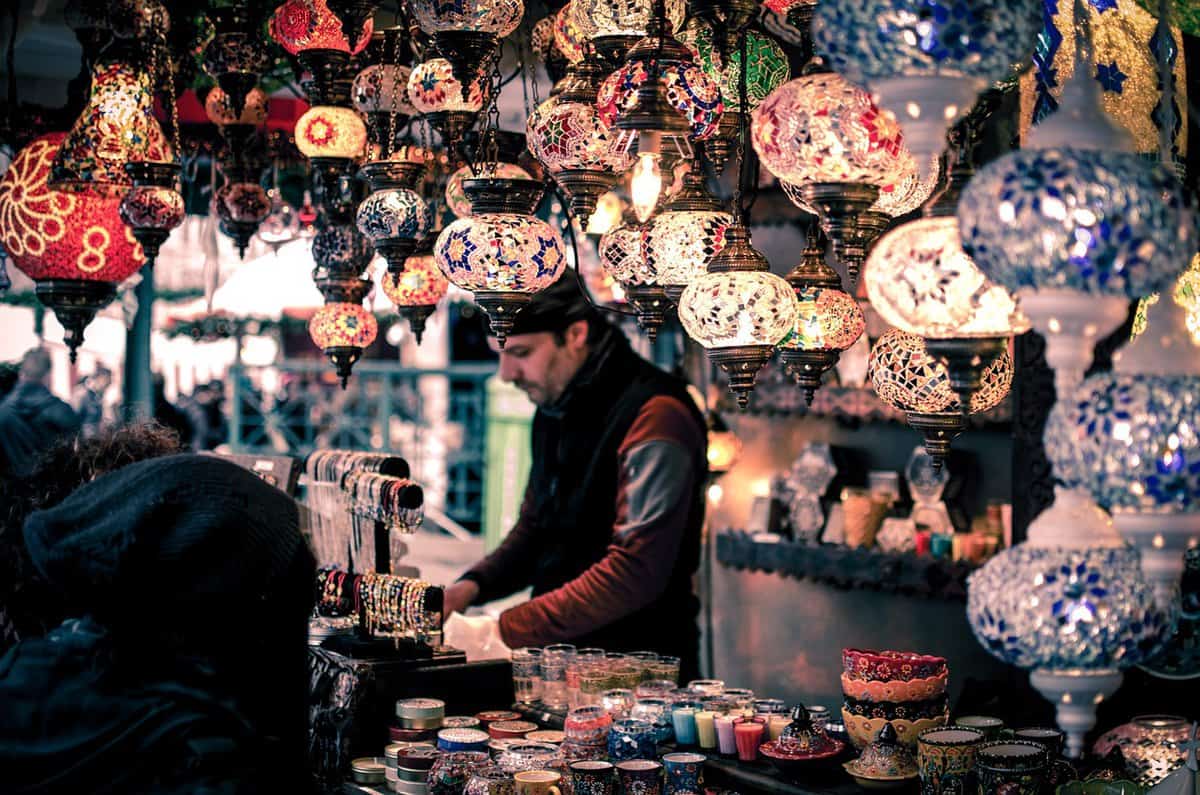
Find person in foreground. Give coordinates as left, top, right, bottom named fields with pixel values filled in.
left=0, top=454, right=316, bottom=794
left=442, top=273, right=708, bottom=680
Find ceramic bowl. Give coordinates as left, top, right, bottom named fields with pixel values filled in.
left=840, top=671, right=949, bottom=702
left=842, top=761, right=918, bottom=791
left=843, top=695, right=949, bottom=721
left=759, top=737, right=845, bottom=778
left=842, top=709, right=948, bottom=750
left=489, top=721, right=538, bottom=740
left=842, top=649, right=948, bottom=682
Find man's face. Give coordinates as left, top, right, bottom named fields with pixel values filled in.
left=493, top=321, right=590, bottom=407
left=93, top=372, right=111, bottom=392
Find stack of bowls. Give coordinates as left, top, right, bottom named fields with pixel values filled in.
left=840, top=648, right=949, bottom=749
left=561, top=706, right=612, bottom=763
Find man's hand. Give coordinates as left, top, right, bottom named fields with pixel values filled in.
left=442, top=580, right=480, bottom=622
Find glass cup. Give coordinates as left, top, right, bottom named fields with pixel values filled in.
left=567, top=649, right=606, bottom=709
left=687, top=680, right=725, bottom=698
left=627, top=651, right=660, bottom=682
left=541, top=644, right=577, bottom=710
left=512, top=648, right=543, bottom=705
left=647, top=656, right=681, bottom=684
left=635, top=679, right=677, bottom=699
left=600, top=688, right=636, bottom=719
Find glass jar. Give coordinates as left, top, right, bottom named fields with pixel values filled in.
left=647, top=656, right=681, bottom=684
left=496, top=742, right=564, bottom=775
left=541, top=644, right=577, bottom=710
left=600, top=689, right=636, bottom=719
left=512, top=648, right=543, bottom=705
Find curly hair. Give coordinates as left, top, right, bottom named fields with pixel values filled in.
left=0, top=421, right=184, bottom=651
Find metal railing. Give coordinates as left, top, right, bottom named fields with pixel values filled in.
left=228, top=360, right=496, bottom=531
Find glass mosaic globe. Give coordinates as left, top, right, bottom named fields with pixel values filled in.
left=205, top=86, right=269, bottom=126
left=751, top=72, right=907, bottom=187
left=554, top=3, right=586, bottom=63
left=599, top=218, right=652, bottom=285
left=527, top=94, right=632, bottom=174
left=355, top=188, right=432, bottom=244
left=270, top=0, right=373, bottom=55
left=957, top=148, right=1195, bottom=298
left=645, top=210, right=733, bottom=292
left=597, top=58, right=724, bottom=142
left=216, top=182, right=271, bottom=224
left=309, top=301, right=378, bottom=348
left=295, top=106, right=368, bottom=159
left=120, top=182, right=186, bottom=238
left=780, top=286, right=865, bottom=352
left=445, top=162, right=531, bottom=218
left=382, top=254, right=450, bottom=308
left=572, top=0, right=685, bottom=39
left=353, top=64, right=416, bottom=116
left=411, top=0, right=523, bottom=36
left=865, top=216, right=1026, bottom=338
left=435, top=214, right=567, bottom=293
left=1046, top=373, right=1200, bottom=513
left=781, top=151, right=939, bottom=218
left=312, top=223, right=375, bottom=273
left=407, top=58, right=485, bottom=115
left=678, top=22, right=790, bottom=112
left=869, top=329, right=1012, bottom=414
left=678, top=270, right=797, bottom=349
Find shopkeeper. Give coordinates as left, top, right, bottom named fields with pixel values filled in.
left=443, top=273, right=708, bottom=680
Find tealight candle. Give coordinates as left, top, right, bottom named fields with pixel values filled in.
left=694, top=711, right=716, bottom=750
left=734, top=721, right=764, bottom=762
left=767, top=715, right=790, bottom=741
left=671, top=707, right=697, bottom=746
left=714, top=715, right=736, bottom=756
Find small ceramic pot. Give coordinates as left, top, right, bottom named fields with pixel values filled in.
left=428, top=752, right=492, bottom=795
left=975, top=740, right=1047, bottom=795
left=661, top=753, right=704, bottom=795
left=843, top=649, right=948, bottom=683
left=955, top=715, right=1005, bottom=740
left=844, top=695, right=950, bottom=721
left=842, top=722, right=918, bottom=789
left=917, top=727, right=986, bottom=795
left=514, top=770, right=563, bottom=795
left=615, top=759, right=663, bottom=795
left=844, top=710, right=949, bottom=750
left=1011, top=727, right=1065, bottom=757
left=439, top=729, right=491, bottom=752
left=608, top=720, right=657, bottom=762
left=465, top=768, right=515, bottom=795
left=569, top=760, right=615, bottom=795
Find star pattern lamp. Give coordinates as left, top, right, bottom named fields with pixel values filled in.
left=408, top=58, right=487, bottom=149
left=572, top=0, right=686, bottom=65
left=119, top=161, right=185, bottom=267
left=599, top=209, right=669, bottom=340
left=644, top=167, right=732, bottom=304
left=411, top=0, right=522, bottom=90
left=382, top=242, right=449, bottom=345
left=356, top=159, right=432, bottom=274
left=309, top=301, right=379, bottom=387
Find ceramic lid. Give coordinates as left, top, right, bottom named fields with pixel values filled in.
left=847, top=723, right=918, bottom=779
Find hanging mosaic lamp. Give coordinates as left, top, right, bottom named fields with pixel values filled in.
left=573, top=0, right=686, bottom=66
left=410, top=0, right=522, bottom=90
left=381, top=239, right=450, bottom=344
left=677, top=21, right=790, bottom=174
left=957, top=0, right=1195, bottom=399
left=50, top=43, right=172, bottom=196
left=205, top=86, right=270, bottom=127
left=257, top=187, right=302, bottom=252
left=751, top=68, right=908, bottom=289
left=0, top=132, right=146, bottom=360
left=678, top=224, right=798, bottom=409
left=201, top=7, right=267, bottom=120
left=408, top=57, right=487, bottom=151
left=527, top=53, right=633, bottom=223
left=778, top=230, right=866, bottom=405
left=215, top=181, right=272, bottom=259
left=644, top=166, right=732, bottom=304
left=966, top=486, right=1168, bottom=758
left=353, top=28, right=416, bottom=157
left=813, top=0, right=1043, bottom=173
left=444, top=160, right=531, bottom=219
left=434, top=177, right=567, bottom=346
left=118, top=161, right=185, bottom=267
left=295, top=104, right=368, bottom=210
left=763, top=0, right=816, bottom=35
left=310, top=301, right=378, bottom=387
left=356, top=158, right=432, bottom=275
left=553, top=3, right=587, bottom=66
left=599, top=208, right=669, bottom=340
left=684, top=0, right=760, bottom=61
left=270, top=0, right=374, bottom=56
left=869, top=329, right=1012, bottom=466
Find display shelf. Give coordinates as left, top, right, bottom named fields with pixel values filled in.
left=716, top=530, right=977, bottom=601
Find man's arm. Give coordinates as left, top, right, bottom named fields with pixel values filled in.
left=496, top=396, right=702, bottom=647
left=452, top=482, right=544, bottom=608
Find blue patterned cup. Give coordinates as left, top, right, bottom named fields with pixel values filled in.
left=615, top=760, right=662, bottom=795
left=661, top=753, right=704, bottom=795
left=608, top=720, right=657, bottom=762
left=568, top=760, right=615, bottom=795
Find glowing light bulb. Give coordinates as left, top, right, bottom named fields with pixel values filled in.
left=631, top=153, right=662, bottom=223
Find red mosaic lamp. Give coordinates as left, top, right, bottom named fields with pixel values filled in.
left=309, top=301, right=379, bottom=387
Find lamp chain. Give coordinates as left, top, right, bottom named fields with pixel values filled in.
left=732, top=28, right=750, bottom=226
left=385, top=27, right=402, bottom=160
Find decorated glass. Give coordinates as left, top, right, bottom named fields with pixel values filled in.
left=202, top=29, right=267, bottom=85
left=527, top=94, right=632, bottom=174
left=312, top=224, right=375, bottom=273
left=382, top=254, right=450, bottom=308
left=205, top=86, right=269, bottom=126
left=295, top=106, right=367, bottom=159
left=677, top=271, right=797, bottom=349
left=678, top=23, right=790, bottom=112
left=1135, top=254, right=1200, bottom=344
left=865, top=216, right=1026, bottom=338
left=751, top=73, right=906, bottom=187
left=554, top=3, right=586, bottom=64
left=270, top=0, right=373, bottom=55
left=411, top=0, right=523, bottom=36
left=572, top=0, right=685, bottom=39
left=445, top=162, right=531, bottom=218
left=435, top=214, right=567, bottom=293
left=1045, top=373, right=1200, bottom=513
left=957, top=148, right=1195, bottom=298
left=216, top=182, right=271, bottom=224
left=645, top=210, right=732, bottom=290
left=0, top=132, right=146, bottom=283
left=780, top=286, right=865, bottom=352
left=120, top=182, right=185, bottom=233
left=597, top=57, right=724, bottom=142
left=356, top=188, right=433, bottom=244
left=353, top=64, right=416, bottom=116
left=781, top=151, right=939, bottom=218
left=869, top=329, right=1012, bottom=414
left=599, top=219, right=652, bottom=284
left=309, top=302, right=379, bottom=349
left=532, top=15, right=557, bottom=59
left=407, top=58, right=486, bottom=114
left=51, top=61, right=172, bottom=195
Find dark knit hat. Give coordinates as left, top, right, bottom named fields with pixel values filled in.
left=22, top=453, right=311, bottom=627
left=509, top=270, right=599, bottom=336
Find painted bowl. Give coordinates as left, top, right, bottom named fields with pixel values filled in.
left=842, top=709, right=948, bottom=750
left=843, top=695, right=949, bottom=721
left=842, top=649, right=948, bottom=682
left=840, top=671, right=949, bottom=702
left=759, top=737, right=845, bottom=778
left=842, top=760, right=918, bottom=791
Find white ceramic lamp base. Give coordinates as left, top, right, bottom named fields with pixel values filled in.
left=1030, top=669, right=1124, bottom=759
left=1017, top=289, right=1129, bottom=398
left=1111, top=512, right=1200, bottom=609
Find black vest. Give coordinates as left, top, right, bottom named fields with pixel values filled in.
left=524, top=329, right=707, bottom=672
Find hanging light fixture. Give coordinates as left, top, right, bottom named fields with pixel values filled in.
left=573, top=0, right=686, bottom=66
left=356, top=157, right=432, bottom=275
left=644, top=164, right=732, bottom=304
left=553, top=3, right=587, bottom=66
left=309, top=301, right=379, bottom=387
left=444, top=160, right=531, bottom=218
left=434, top=177, right=567, bottom=346
left=205, top=86, right=270, bottom=127
left=778, top=230, right=866, bottom=405
left=202, top=7, right=268, bottom=120
left=407, top=57, right=487, bottom=150
left=957, top=0, right=1195, bottom=399
left=869, top=330, right=1012, bottom=466
left=310, top=221, right=376, bottom=384
left=598, top=208, right=669, bottom=340
left=215, top=181, right=272, bottom=259
left=257, top=185, right=302, bottom=253
left=410, top=0, right=522, bottom=90
left=751, top=68, right=908, bottom=288
left=270, top=0, right=374, bottom=57
left=813, top=0, right=1043, bottom=174
left=762, top=0, right=816, bottom=35
left=119, top=161, right=184, bottom=268
left=381, top=239, right=450, bottom=344
left=0, top=132, right=146, bottom=360
left=527, top=53, right=633, bottom=222
left=353, top=28, right=416, bottom=158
